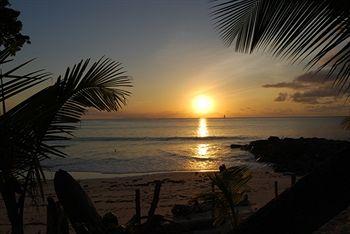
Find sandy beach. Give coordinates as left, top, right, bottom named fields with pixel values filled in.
left=0, top=166, right=292, bottom=233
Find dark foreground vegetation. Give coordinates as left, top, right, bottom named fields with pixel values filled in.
left=237, top=140, right=350, bottom=234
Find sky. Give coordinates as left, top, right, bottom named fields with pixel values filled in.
left=8, top=0, right=350, bottom=118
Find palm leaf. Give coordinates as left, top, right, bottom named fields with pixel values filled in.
left=211, top=0, right=350, bottom=92
left=0, top=48, right=50, bottom=103
left=0, top=57, right=132, bottom=189
left=197, top=165, right=251, bottom=228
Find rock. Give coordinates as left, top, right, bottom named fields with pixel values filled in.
left=240, top=144, right=250, bottom=151
left=230, top=144, right=242, bottom=149
left=268, top=136, right=280, bottom=141
left=241, top=137, right=350, bottom=175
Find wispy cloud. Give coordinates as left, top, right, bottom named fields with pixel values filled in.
left=263, top=82, right=306, bottom=89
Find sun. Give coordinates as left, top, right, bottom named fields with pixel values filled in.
left=193, top=95, right=213, bottom=114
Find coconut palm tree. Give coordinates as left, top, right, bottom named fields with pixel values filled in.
left=0, top=48, right=132, bottom=233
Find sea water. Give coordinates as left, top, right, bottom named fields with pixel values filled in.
left=42, top=117, right=349, bottom=177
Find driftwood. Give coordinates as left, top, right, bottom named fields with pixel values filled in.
left=130, top=181, right=163, bottom=233
left=237, top=148, right=350, bottom=234
left=47, top=197, right=69, bottom=234
left=147, top=180, right=162, bottom=222
left=54, top=170, right=106, bottom=234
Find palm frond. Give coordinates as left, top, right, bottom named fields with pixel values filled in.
left=211, top=0, right=350, bottom=92
left=0, top=57, right=132, bottom=184
left=0, top=48, right=50, bottom=103
left=197, top=165, right=251, bottom=228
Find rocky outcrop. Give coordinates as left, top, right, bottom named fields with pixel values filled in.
left=242, top=137, right=350, bottom=174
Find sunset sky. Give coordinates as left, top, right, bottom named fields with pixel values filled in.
left=10, top=0, right=349, bottom=118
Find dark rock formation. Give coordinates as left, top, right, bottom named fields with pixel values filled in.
left=242, top=137, right=350, bottom=174
left=230, top=144, right=242, bottom=149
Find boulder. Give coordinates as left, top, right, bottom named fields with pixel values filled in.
left=230, top=144, right=242, bottom=149
left=241, top=137, right=350, bottom=175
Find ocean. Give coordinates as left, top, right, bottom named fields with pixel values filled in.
left=42, top=117, right=349, bottom=178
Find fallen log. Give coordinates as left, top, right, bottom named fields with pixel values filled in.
left=147, top=180, right=162, bottom=222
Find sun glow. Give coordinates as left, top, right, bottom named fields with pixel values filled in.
left=193, top=95, right=213, bottom=115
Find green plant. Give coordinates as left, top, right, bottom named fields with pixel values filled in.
left=198, top=165, right=251, bottom=229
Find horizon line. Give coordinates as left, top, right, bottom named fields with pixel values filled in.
left=82, top=115, right=347, bottom=121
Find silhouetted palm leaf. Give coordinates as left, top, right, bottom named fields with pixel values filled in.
left=0, top=48, right=50, bottom=104
left=211, top=0, right=350, bottom=92
left=0, top=57, right=131, bottom=188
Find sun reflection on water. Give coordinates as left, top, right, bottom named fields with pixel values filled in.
left=184, top=118, right=219, bottom=171
left=197, top=143, right=208, bottom=157
left=197, top=118, right=208, bottom=137
left=196, top=118, right=210, bottom=158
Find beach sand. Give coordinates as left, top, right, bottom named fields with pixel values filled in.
left=0, top=166, right=293, bottom=233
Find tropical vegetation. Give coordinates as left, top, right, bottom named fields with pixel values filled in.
left=0, top=2, right=132, bottom=233
left=197, top=165, right=251, bottom=230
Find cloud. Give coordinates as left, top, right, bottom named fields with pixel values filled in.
left=306, top=103, right=350, bottom=114
left=290, top=87, right=339, bottom=104
left=294, top=72, right=328, bottom=84
left=263, top=72, right=347, bottom=105
left=274, top=92, right=288, bottom=102
left=263, top=82, right=306, bottom=89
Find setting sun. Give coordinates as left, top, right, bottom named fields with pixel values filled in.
left=193, top=95, right=213, bottom=114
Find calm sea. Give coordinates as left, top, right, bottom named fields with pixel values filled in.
left=43, top=117, right=349, bottom=177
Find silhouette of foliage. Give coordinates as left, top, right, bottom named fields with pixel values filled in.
left=211, top=0, right=350, bottom=93
left=0, top=0, right=30, bottom=54
left=1, top=56, right=131, bottom=186
left=197, top=165, right=251, bottom=229
left=0, top=49, right=49, bottom=105
left=0, top=54, right=131, bottom=233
